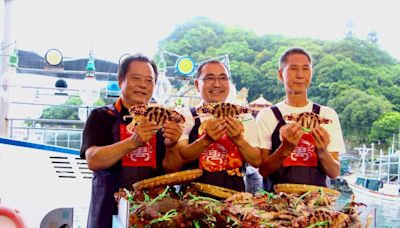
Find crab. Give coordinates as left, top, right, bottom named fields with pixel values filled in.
left=195, top=102, right=250, bottom=118
left=124, top=104, right=185, bottom=133
left=284, top=112, right=333, bottom=131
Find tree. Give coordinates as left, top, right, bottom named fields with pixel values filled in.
left=369, top=112, right=400, bottom=148
left=328, top=89, right=393, bottom=145
left=158, top=17, right=400, bottom=144
left=41, top=96, right=82, bottom=120
left=41, top=96, right=105, bottom=122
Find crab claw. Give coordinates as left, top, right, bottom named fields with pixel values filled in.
left=126, top=123, right=135, bottom=134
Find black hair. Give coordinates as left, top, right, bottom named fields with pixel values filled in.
left=279, top=47, right=312, bottom=69
left=118, top=53, right=159, bottom=83
left=195, top=59, right=230, bottom=78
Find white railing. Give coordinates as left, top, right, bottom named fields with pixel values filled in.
left=7, top=117, right=85, bottom=150
left=355, top=144, right=400, bottom=184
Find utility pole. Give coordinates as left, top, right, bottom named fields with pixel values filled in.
left=397, top=127, right=400, bottom=151
left=1, top=0, right=15, bottom=75
left=0, top=0, right=16, bottom=138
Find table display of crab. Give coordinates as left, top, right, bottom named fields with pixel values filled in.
left=114, top=170, right=370, bottom=228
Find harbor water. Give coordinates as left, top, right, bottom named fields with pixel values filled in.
left=336, top=193, right=400, bottom=228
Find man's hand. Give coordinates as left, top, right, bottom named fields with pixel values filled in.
left=280, top=123, right=303, bottom=146
left=312, top=126, right=330, bottom=154
left=130, top=120, right=159, bottom=147
left=204, top=118, right=226, bottom=142
left=163, top=120, right=183, bottom=147
left=225, top=116, right=244, bottom=143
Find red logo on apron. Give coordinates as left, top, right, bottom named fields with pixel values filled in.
left=199, top=133, right=243, bottom=174
left=119, top=124, right=157, bottom=168
left=283, top=132, right=318, bottom=167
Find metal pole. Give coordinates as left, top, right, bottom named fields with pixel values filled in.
left=388, top=149, right=391, bottom=183
left=379, top=149, right=383, bottom=181
left=0, top=0, right=15, bottom=138
left=397, top=127, right=400, bottom=151
left=371, top=143, right=375, bottom=177
left=392, top=133, right=395, bottom=155
left=397, top=151, right=400, bottom=184
left=361, top=144, right=366, bottom=177
left=1, top=0, right=15, bottom=75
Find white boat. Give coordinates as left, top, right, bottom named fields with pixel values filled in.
left=344, top=144, right=400, bottom=203
left=347, top=181, right=400, bottom=202
left=0, top=137, right=92, bottom=227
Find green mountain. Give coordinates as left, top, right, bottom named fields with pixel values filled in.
left=159, top=17, right=400, bottom=148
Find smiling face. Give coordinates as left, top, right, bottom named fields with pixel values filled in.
left=195, top=62, right=230, bottom=104
left=119, top=61, right=156, bottom=107
left=278, top=53, right=312, bottom=95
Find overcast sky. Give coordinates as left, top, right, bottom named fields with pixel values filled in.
left=1, top=0, right=400, bottom=62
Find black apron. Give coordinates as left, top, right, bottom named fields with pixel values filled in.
left=186, top=107, right=245, bottom=192
left=264, top=103, right=327, bottom=192
left=87, top=102, right=165, bottom=228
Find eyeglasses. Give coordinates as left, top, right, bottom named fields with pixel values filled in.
left=199, top=76, right=230, bottom=84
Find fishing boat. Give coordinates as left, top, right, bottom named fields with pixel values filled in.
left=343, top=144, right=400, bottom=203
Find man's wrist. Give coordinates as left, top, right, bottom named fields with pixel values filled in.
left=231, top=135, right=245, bottom=145
left=198, top=135, right=213, bottom=147
left=280, top=140, right=296, bottom=157
left=316, top=148, right=329, bottom=158
left=128, top=135, right=142, bottom=149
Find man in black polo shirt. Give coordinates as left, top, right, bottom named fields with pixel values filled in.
left=80, top=54, right=183, bottom=228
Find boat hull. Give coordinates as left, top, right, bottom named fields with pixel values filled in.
left=0, top=137, right=92, bottom=227
left=348, top=182, right=400, bottom=202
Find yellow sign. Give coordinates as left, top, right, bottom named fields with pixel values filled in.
left=176, top=56, right=195, bottom=76
left=45, top=49, right=63, bottom=66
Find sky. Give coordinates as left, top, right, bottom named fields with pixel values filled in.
left=1, top=0, right=400, bottom=62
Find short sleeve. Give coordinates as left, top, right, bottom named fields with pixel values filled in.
left=80, top=108, right=115, bottom=159
left=256, top=108, right=277, bottom=150
left=321, top=107, right=346, bottom=154
left=242, top=113, right=260, bottom=147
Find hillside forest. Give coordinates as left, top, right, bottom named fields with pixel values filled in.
left=43, top=17, right=400, bottom=151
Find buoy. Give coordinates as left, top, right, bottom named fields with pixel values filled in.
left=0, top=207, right=26, bottom=228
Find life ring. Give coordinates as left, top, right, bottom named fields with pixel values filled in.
left=0, top=207, right=26, bottom=228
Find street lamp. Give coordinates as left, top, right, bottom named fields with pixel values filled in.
left=53, top=78, right=69, bottom=104
left=79, top=49, right=100, bottom=106
left=153, top=50, right=172, bottom=105
left=78, top=49, right=100, bottom=121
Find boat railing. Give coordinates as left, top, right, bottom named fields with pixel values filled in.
left=354, top=144, right=400, bottom=185
left=6, top=117, right=85, bottom=150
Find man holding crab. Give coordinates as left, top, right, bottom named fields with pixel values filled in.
left=257, top=47, right=346, bottom=191
left=80, top=54, right=183, bottom=228
left=176, top=59, right=262, bottom=192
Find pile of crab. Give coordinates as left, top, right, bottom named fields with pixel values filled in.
left=114, top=173, right=367, bottom=228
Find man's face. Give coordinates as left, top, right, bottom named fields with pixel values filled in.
left=195, top=63, right=230, bottom=104
left=119, top=61, right=156, bottom=107
left=278, top=53, right=312, bottom=95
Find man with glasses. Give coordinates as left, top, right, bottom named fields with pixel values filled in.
left=176, top=60, right=261, bottom=191
left=80, top=54, right=183, bottom=228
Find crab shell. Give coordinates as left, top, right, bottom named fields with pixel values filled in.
left=284, top=112, right=332, bottom=130
left=126, top=105, right=185, bottom=133
left=196, top=102, right=250, bottom=118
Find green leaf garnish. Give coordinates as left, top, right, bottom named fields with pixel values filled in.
left=306, top=221, right=331, bottom=228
